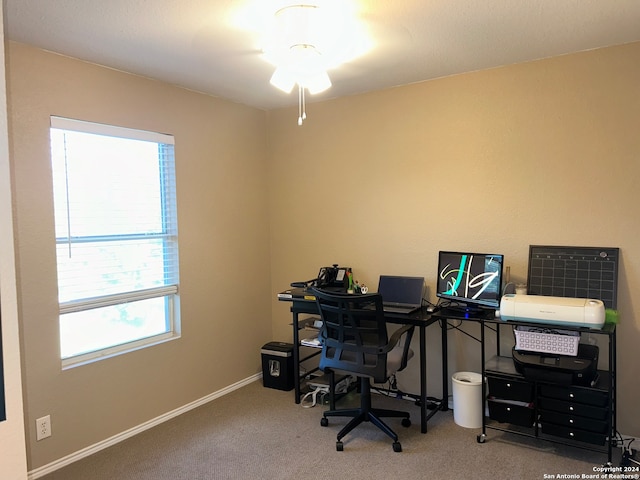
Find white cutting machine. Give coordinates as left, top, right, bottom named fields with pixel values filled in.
left=499, top=294, right=605, bottom=329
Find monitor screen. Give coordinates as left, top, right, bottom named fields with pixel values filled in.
left=436, top=251, right=504, bottom=309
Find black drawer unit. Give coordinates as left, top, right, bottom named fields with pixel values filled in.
left=539, top=409, right=608, bottom=434
left=476, top=319, right=616, bottom=464
left=538, top=396, right=608, bottom=420
left=488, top=376, right=534, bottom=402
left=539, top=384, right=608, bottom=407
left=538, top=381, right=610, bottom=446
left=488, top=399, right=535, bottom=427
left=487, top=375, right=535, bottom=427
left=540, top=423, right=607, bottom=446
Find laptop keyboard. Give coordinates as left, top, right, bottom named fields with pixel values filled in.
left=383, top=305, right=418, bottom=314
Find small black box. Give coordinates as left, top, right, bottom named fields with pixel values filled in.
left=261, top=342, right=294, bottom=391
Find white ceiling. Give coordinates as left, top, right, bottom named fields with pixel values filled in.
left=5, top=0, right=640, bottom=110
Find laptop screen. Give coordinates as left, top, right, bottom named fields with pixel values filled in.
left=377, top=275, right=424, bottom=307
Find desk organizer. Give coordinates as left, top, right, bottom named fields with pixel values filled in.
left=514, top=326, right=580, bottom=356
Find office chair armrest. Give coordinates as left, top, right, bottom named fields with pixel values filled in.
left=381, top=324, right=415, bottom=371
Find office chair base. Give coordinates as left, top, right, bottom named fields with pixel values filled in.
left=322, top=408, right=410, bottom=452
left=336, top=439, right=402, bottom=452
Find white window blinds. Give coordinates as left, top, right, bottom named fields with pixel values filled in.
left=50, top=116, right=180, bottom=363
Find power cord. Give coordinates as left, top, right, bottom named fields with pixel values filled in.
left=301, top=385, right=329, bottom=408
left=611, top=432, right=638, bottom=468
left=617, top=434, right=637, bottom=463
left=390, top=374, right=399, bottom=394
left=301, top=375, right=355, bottom=408
left=621, top=448, right=638, bottom=468
left=371, top=377, right=442, bottom=410
left=371, top=376, right=401, bottom=399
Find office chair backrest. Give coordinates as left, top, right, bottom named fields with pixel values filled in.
left=312, top=289, right=390, bottom=384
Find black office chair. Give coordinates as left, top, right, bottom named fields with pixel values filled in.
left=312, top=288, right=415, bottom=452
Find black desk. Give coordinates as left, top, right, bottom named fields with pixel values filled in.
left=278, top=288, right=447, bottom=434
left=429, top=306, right=498, bottom=409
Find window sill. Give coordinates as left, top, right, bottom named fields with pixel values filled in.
left=62, top=332, right=181, bottom=370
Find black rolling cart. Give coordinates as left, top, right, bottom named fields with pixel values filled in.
left=477, top=316, right=617, bottom=465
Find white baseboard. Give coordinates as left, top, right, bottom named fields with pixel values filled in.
left=28, top=373, right=262, bottom=479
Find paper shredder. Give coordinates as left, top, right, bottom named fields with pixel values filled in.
left=261, top=342, right=294, bottom=391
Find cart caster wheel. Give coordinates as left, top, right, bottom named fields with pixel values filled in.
left=477, top=434, right=486, bottom=444
left=401, top=418, right=411, bottom=428
left=393, top=441, right=402, bottom=452
left=320, top=417, right=328, bottom=427
left=336, top=441, right=344, bottom=451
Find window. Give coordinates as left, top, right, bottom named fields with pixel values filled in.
left=50, top=117, right=180, bottom=367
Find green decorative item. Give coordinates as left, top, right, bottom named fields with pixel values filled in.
left=605, top=309, right=619, bottom=324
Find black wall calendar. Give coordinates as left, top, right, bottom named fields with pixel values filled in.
left=527, top=245, right=619, bottom=310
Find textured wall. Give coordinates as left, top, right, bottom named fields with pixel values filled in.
left=0, top=8, right=28, bottom=480
left=267, top=42, right=640, bottom=437
left=7, top=41, right=271, bottom=469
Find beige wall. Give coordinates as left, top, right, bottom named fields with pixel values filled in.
left=0, top=6, right=28, bottom=479
left=7, top=42, right=272, bottom=469
left=6, top=37, right=640, bottom=472
left=268, top=42, right=640, bottom=436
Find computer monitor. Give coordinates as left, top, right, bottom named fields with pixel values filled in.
left=436, top=251, right=504, bottom=311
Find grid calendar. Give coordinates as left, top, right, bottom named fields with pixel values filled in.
left=527, top=245, right=619, bottom=310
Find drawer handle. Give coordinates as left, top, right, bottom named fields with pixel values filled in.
left=569, top=432, right=575, bottom=437
left=569, top=419, right=574, bottom=424
left=569, top=406, right=574, bottom=411
left=506, top=407, right=511, bottom=412
left=569, top=393, right=574, bottom=398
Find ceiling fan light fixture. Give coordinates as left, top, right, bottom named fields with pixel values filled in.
left=269, top=66, right=296, bottom=93
left=300, top=70, right=331, bottom=94
left=258, top=1, right=366, bottom=124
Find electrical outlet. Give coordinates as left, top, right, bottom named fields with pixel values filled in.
left=36, top=415, right=51, bottom=441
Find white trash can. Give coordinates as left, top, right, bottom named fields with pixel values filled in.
left=452, top=372, right=483, bottom=428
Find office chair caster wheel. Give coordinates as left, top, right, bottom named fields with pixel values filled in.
left=392, top=441, right=402, bottom=452
left=320, top=417, right=328, bottom=427
left=401, top=418, right=411, bottom=428
left=336, top=441, right=344, bottom=451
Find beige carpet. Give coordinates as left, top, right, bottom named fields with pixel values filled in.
left=40, top=380, right=617, bottom=479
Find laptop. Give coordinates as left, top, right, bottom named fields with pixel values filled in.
left=377, top=275, right=425, bottom=314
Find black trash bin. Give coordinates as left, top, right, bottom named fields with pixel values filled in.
left=261, top=342, right=294, bottom=391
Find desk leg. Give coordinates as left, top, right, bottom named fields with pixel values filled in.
left=419, top=324, right=427, bottom=433
left=441, top=319, right=449, bottom=411
left=292, top=310, right=301, bottom=404
left=480, top=319, right=486, bottom=438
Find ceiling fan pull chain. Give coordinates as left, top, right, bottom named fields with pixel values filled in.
left=298, top=85, right=303, bottom=125
left=298, top=85, right=307, bottom=126
left=302, top=87, right=307, bottom=121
